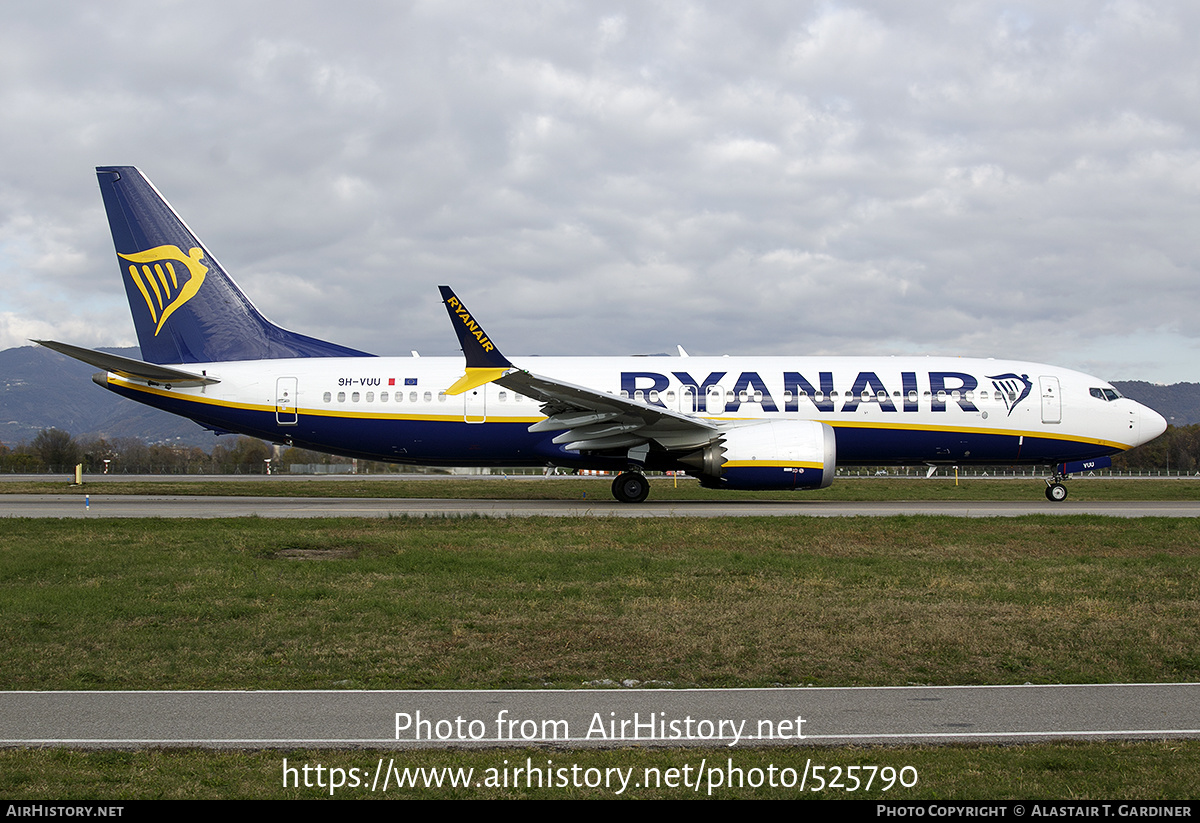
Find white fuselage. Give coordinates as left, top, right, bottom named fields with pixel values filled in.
left=102, top=354, right=1165, bottom=469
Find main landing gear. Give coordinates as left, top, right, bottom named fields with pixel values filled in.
left=612, top=471, right=650, bottom=504
left=1045, top=469, right=1068, bottom=502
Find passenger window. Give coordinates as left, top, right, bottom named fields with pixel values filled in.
left=438, top=392, right=446, bottom=402
left=337, top=391, right=346, bottom=402
left=323, top=391, right=331, bottom=403
left=410, top=392, right=418, bottom=402
left=380, top=392, right=388, bottom=402
left=352, top=392, right=360, bottom=402
left=423, top=391, right=432, bottom=402
left=366, top=392, right=374, bottom=402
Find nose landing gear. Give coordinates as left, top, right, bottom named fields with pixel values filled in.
left=1045, top=467, right=1068, bottom=502
left=1045, top=481, right=1068, bottom=502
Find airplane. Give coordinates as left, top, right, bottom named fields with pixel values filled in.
left=36, top=166, right=1167, bottom=504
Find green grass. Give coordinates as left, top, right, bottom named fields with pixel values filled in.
left=3, top=516, right=1198, bottom=690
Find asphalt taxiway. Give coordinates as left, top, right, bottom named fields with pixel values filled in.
left=3, top=684, right=1197, bottom=748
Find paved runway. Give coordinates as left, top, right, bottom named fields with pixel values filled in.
left=2, top=494, right=1199, bottom=517
left=3, top=684, right=1197, bottom=749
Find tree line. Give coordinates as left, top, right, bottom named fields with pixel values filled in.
left=0, top=429, right=350, bottom=475
left=1111, top=423, right=1200, bottom=473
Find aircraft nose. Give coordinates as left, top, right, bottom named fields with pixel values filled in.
left=1139, top=404, right=1168, bottom=445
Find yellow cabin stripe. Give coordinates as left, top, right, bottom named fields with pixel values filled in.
left=823, top=418, right=1130, bottom=451
left=724, top=460, right=825, bottom=469
left=701, top=415, right=1129, bottom=450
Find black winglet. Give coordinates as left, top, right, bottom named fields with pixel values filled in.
left=439, top=286, right=512, bottom=369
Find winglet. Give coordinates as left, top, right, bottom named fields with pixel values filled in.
left=439, top=286, right=514, bottom=395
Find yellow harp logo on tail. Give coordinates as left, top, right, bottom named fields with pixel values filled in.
left=118, top=245, right=208, bottom=336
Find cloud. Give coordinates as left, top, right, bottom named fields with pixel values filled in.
left=1, top=1, right=1197, bottom=381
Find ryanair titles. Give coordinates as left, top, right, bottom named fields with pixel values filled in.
left=621, top=370, right=1026, bottom=415
left=444, top=295, right=496, bottom=354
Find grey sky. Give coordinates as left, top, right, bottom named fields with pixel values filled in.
left=2, top=1, right=1197, bottom=382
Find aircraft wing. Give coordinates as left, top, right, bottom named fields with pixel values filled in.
left=497, top=368, right=719, bottom=452
left=33, top=340, right=220, bottom=387
left=438, top=286, right=718, bottom=455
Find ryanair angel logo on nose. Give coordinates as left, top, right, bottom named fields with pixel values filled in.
left=118, top=245, right=208, bottom=336
left=987, top=373, right=1033, bottom=417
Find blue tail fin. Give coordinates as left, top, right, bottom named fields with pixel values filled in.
left=96, top=166, right=373, bottom=364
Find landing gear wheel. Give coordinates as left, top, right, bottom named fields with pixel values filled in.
left=1046, top=483, right=1068, bottom=502
left=612, top=471, right=650, bottom=504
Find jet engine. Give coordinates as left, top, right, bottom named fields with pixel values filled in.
left=679, top=419, right=836, bottom=491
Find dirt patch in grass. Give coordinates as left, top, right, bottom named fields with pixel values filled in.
left=274, top=547, right=359, bottom=560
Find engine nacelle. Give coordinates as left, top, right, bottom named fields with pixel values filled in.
left=681, top=420, right=836, bottom=491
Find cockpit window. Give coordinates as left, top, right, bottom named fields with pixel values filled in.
left=1090, top=387, right=1123, bottom=402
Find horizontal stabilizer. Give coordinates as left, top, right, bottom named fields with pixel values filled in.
left=33, top=340, right=220, bottom=386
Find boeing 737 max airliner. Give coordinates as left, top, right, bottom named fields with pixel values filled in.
left=36, top=167, right=1167, bottom=503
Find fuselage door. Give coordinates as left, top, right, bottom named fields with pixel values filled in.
left=706, top=385, right=726, bottom=415
left=680, top=386, right=698, bottom=414
left=465, top=385, right=486, bottom=424
left=276, top=376, right=298, bottom=425
left=1040, top=376, right=1061, bottom=424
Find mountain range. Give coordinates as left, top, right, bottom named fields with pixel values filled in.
left=1, top=345, right=230, bottom=448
